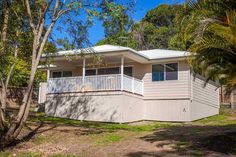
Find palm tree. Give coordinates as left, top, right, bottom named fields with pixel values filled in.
left=179, top=0, right=236, bottom=92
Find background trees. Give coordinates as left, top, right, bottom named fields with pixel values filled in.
left=97, top=4, right=186, bottom=51
left=97, top=0, right=236, bottom=92
left=179, top=0, right=236, bottom=92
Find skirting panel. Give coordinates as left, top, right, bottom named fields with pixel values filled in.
left=144, top=99, right=191, bottom=122
left=45, top=92, right=219, bottom=122
left=45, top=91, right=143, bottom=123
left=190, top=100, right=219, bottom=121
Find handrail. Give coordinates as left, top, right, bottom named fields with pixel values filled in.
left=48, top=74, right=122, bottom=80
left=47, top=74, right=143, bottom=95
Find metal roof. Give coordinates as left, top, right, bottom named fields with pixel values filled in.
left=42, top=44, right=189, bottom=60
left=139, top=49, right=189, bottom=60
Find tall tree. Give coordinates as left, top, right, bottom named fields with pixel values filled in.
left=0, top=0, right=129, bottom=147
left=0, top=0, right=21, bottom=130
left=96, top=4, right=186, bottom=51
left=100, top=0, right=133, bottom=37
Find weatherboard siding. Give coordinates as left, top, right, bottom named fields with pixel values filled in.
left=143, top=61, right=190, bottom=99
left=189, top=75, right=219, bottom=120
left=192, top=76, right=219, bottom=108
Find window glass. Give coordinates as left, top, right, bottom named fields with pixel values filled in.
left=97, top=67, right=120, bottom=75
left=166, top=63, right=178, bottom=80
left=52, top=71, right=62, bottom=78
left=62, top=71, right=72, bottom=77
left=152, top=64, right=164, bottom=81
left=86, top=69, right=96, bottom=76
left=124, top=67, right=133, bottom=77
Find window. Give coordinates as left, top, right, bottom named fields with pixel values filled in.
left=152, top=63, right=178, bottom=81
left=86, top=66, right=133, bottom=76
left=97, top=67, right=120, bottom=75
left=62, top=71, right=72, bottom=77
left=124, top=67, right=133, bottom=77
left=152, top=64, right=164, bottom=81
left=86, top=69, right=96, bottom=76
left=166, top=63, right=178, bottom=80
left=52, top=71, right=62, bottom=78
left=51, top=71, right=72, bottom=78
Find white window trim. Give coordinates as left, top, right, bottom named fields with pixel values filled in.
left=152, top=62, right=179, bottom=82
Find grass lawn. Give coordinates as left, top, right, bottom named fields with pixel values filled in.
left=1, top=108, right=236, bottom=157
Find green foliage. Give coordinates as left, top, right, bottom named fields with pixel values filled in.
left=143, top=4, right=181, bottom=27
left=8, top=59, right=30, bottom=87
left=32, top=135, right=48, bottom=145
left=97, top=4, right=186, bottom=50
left=0, top=1, right=52, bottom=87
left=179, top=0, right=236, bottom=91
left=96, top=32, right=137, bottom=49
left=95, top=133, right=123, bottom=145
left=168, top=34, right=186, bottom=51
left=100, top=0, right=133, bottom=37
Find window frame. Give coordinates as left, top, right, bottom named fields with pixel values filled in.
left=152, top=62, right=179, bottom=82
left=152, top=64, right=165, bottom=81
left=62, top=71, right=72, bottom=77
left=85, top=65, right=133, bottom=77
left=51, top=71, right=62, bottom=78
left=85, top=68, right=97, bottom=76
left=97, top=67, right=120, bottom=75
left=51, top=70, right=73, bottom=78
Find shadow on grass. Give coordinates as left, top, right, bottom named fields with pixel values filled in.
left=127, top=124, right=236, bottom=157
left=7, top=122, right=56, bottom=148
left=29, top=115, right=179, bottom=136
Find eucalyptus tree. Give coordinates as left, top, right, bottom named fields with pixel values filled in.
left=100, top=0, right=134, bottom=38
left=179, top=0, right=236, bottom=91
left=0, top=0, right=23, bottom=130
left=0, top=0, right=130, bottom=147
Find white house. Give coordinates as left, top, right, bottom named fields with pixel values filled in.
left=38, top=45, right=220, bottom=123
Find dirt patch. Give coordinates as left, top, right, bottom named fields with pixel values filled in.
left=2, top=122, right=236, bottom=157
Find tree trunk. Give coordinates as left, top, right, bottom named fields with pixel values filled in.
left=0, top=84, right=7, bottom=111
left=0, top=87, right=33, bottom=147
left=1, top=2, right=9, bottom=45
left=0, top=0, right=63, bottom=147
left=0, top=59, right=37, bottom=147
left=0, top=86, right=7, bottom=129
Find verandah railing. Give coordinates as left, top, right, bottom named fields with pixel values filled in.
left=47, top=74, right=143, bottom=95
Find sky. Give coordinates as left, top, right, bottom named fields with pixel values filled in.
left=53, top=0, right=185, bottom=47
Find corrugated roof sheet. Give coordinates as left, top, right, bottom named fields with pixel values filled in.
left=139, top=49, right=189, bottom=59
left=43, top=44, right=189, bottom=60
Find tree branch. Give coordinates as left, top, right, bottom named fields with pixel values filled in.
left=36, top=1, right=52, bottom=32
left=5, top=31, right=19, bottom=88
left=23, top=0, right=35, bottom=32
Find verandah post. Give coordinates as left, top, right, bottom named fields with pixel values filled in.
left=132, top=77, right=134, bottom=93
left=46, top=69, right=50, bottom=81
left=121, top=56, right=124, bottom=91
left=82, top=58, right=86, bottom=92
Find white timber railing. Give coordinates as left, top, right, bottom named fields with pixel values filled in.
left=47, top=74, right=143, bottom=95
